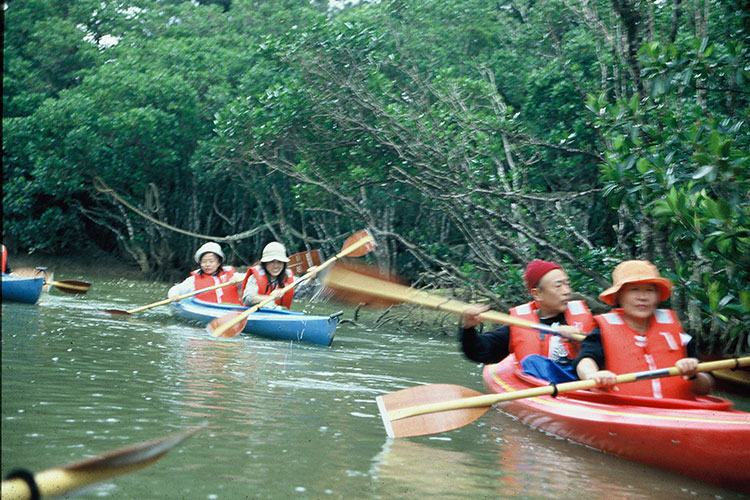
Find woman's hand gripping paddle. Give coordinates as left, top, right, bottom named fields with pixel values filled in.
left=287, top=249, right=323, bottom=275
left=104, top=278, right=243, bottom=316
left=376, top=357, right=749, bottom=438
left=103, top=250, right=319, bottom=316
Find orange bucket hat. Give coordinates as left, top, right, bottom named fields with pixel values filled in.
left=599, top=260, right=673, bottom=306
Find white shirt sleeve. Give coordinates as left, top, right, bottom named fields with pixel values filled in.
left=241, top=274, right=260, bottom=305
left=168, top=275, right=196, bottom=299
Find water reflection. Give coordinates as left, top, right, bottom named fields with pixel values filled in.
left=3, top=275, right=748, bottom=499
left=371, top=438, right=488, bottom=498
left=177, top=338, right=244, bottom=416
left=369, top=408, right=747, bottom=499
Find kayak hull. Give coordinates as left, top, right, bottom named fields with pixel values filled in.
left=483, top=355, right=750, bottom=492
left=171, top=297, right=339, bottom=346
left=1, top=274, right=45, bottom=304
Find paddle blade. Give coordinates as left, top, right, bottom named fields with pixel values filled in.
left=321, top=262, right=405, bottom=308
left=207, top=311, right=248, bottom=338
left=288, top=249, right=323, bottom=275
left=104, top=309, right=131, bottom=316
left=377, top=384, right=489, bottom=438
left=64, top=425, right=204, bottom=472
left=9, top=269, right=91, bottom=295
left=1, top=425, right=204, bottom=500
left=341, top=229, right=376, bottom=257
left=49, top=280, right=91, bottom=295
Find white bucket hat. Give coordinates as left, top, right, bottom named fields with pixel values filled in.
left=194, top=242, right=225, bottom=263
left=261, top=242, right=289, bottom=263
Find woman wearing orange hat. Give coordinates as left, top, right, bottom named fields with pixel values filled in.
left=575, top=260, right=713, bottom=397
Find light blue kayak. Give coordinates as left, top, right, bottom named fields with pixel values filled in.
left=1, top=273, right=45, bottom=304
left=171, top=297, right=341, bottom=346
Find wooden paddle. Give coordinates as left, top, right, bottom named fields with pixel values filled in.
left=245, top=250, right=322, bottom=277
left=104, top=277, right=243, bottom=315
left=376, top=357, right=750, bottom=438
left=321, top=264, right=585, bottom=340
left=11, top=268, right=92, bottom=295
left=1, top=425, right=204, bottom=500
left=287, top=249, right=323, bottom=275
left=44, top=279, right=91, bottom=295
left=208, top=230, right=376, bottom=338
left=106, top=247, right=342, bottom=315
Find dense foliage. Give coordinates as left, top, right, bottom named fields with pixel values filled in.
left=3, top=0, right=748, bottom=352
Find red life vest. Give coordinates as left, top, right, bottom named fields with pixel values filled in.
left=1, top=245, right=7, bottom=274
left=190, top=266, right=241, bottom=304
left=509, top=300, right=595, bottom=362
left=597, top=309, right=693, bottom=399
left=241, top=265, right=295, bottom=308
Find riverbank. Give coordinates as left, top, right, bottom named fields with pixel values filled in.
left=9, top=252, right=147, bottom=280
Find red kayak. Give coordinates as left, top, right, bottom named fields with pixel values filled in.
left=483, top=355, right=750, bottom=492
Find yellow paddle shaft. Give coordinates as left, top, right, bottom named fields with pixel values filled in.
left=387, top=357, right=750, bottom=421
left=127, top=278, right=242, bottom=314
left=1, top=425, right=203, bottom=500
left=323, top=266, right=585, bottom=340
left=1, top=456, right=162, bottom=500
left=46, top=281, right=89, bottom=292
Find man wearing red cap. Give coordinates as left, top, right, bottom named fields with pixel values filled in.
left=460, top=260, right=595, bottom=382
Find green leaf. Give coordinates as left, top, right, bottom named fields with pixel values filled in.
left=718, top=294, right=734, bottom=309
left=692, top=165, right=715, bottom=180
left=707, top=130, right=722, bottom=155
left=706, top=281, right=720, bottom=311
left=716, top=199, right=732, bottom=222
left=692, top=153, right=712, bottom=166
left=652, top=199, right=673, bottom=218
left=740, top=291, right=750, bottom=313
left=636, top=158, right=651, bottom=174
left=692, top=240, right=703, bottom=258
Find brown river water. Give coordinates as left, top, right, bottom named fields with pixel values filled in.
left=2, top=265, right=748, bottom=499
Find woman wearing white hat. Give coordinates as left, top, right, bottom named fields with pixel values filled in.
left=239, top=242, right=300, bottom=309
left=575, top=260, right=713, bottom=397
left=168, top=242, right=242, bottom=304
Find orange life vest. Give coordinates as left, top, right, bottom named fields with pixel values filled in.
left=241, top=265, right=295, bottom=308
left=509, top=300, right=595, bottom=362
left=1, top=245, right=7, bottom=274
left=597, top=309, right=693, bottom=399
left=190, top=266, right=241, bottom=304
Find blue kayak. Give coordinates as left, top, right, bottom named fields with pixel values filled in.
left=2, top=274, right=45, bottom=304
left=171, top=297, right=341, bottom=346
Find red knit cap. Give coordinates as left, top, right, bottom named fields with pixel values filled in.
left=523, top=260, right=562, bottom=292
